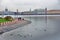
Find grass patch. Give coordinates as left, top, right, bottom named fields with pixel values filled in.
left=0, top=16, right=13, bottom=23
left=0, top=18, right=11, bottom=23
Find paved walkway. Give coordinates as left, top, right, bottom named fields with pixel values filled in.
left=0, top=19, right=31, bottom=34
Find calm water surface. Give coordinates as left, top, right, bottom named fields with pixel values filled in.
left=1, top=16, right=60, bottom=40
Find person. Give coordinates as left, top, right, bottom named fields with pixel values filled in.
left=22, top=18, right=24, bottom=20
left=18, top=17, right=21, bottom=20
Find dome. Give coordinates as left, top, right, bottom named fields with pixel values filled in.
left=5, top=8, right=8, bottom=12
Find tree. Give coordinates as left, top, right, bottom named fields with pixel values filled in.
left=4, top=16, right=13, bottom=21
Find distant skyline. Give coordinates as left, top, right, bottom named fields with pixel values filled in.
left=0, top=0, right=60, bottom=12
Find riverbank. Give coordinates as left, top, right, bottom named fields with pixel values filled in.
left=0, top=19, right=31, bottom=34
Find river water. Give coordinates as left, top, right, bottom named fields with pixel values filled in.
left=0, top=16, right=60, bottom=40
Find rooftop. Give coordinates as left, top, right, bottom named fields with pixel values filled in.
left=47, top=10, right=60, bottom=13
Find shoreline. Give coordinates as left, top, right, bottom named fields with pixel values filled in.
left=0, top=19, right=31, bottom=34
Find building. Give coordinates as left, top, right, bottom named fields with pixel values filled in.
left=0, top=8, right=15, bottom=15
left=21, top=8, right=47, bottom=15
left=33, top=8, right=46, bottom=14
left=0, top=8, right=49, bottom=15
left=47, top=10, right=60, bottom=15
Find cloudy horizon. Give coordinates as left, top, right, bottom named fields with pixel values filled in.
left=0, top=0, right=60, bottom=12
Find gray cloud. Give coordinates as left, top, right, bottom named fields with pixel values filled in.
left=50, top=0, right=60, bottom=10
left=0, top=0, right=59, bottom=11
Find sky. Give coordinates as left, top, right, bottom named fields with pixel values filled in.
left=0, top=0, right=60, bottom=12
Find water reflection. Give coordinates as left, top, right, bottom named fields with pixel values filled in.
left=1, top=16, right=60, bottom=40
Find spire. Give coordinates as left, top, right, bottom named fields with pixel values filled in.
left=29, top=8, right=31, bottom=12
left=17, top=9, right=18, bottom=13
left=5, top=8, right=8, bottom=12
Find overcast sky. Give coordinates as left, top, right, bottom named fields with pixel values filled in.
left=0, top=0, right=60, bottom=12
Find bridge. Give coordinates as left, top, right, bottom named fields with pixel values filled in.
left=0, top=15, right=60, bottom=18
